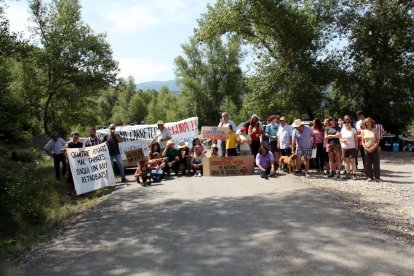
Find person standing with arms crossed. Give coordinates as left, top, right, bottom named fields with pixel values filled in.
left=103, top=124, right=127, bottom=182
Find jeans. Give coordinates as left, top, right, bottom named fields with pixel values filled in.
left=110, top=154, right=126, bottom=179
left=53, top=153, right=66, bottom=180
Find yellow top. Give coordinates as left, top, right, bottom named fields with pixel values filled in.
left=226, top=132, right=238, bottom=149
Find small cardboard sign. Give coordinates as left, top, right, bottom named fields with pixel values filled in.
left=125, top=148, right=145, bottom=163
left=200, top=126, right=229, bottom=140
left=203, top=155, right=255, bottom=176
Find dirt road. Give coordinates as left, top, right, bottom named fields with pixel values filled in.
left=17, top=173, right=414, bottom=275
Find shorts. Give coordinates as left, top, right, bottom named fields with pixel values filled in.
left=342, top=148, right=357, bottom=159
left=326, top=143, right=341, bottom=153
left=270, top=141, right=277, bottom=153
left=296, top=147, right=313, bottom=159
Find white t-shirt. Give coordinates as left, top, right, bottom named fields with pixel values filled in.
left=155, top=128, right=172, bottom=149
left=356, top=119, right=363, bottom=132
left=341, top=128, right=357, bottom=149
left=238, top=134, right=251, bottom=151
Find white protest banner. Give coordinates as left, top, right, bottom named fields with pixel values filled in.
left=97, top=117, right=199, bottom=157
left=66, top=144, right=116, bottom=195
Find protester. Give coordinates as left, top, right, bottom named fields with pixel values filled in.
left=226, top=125, right=238, bottom=156
left=340, top=118, right=358, bottom=180
left=103, top=124, right=127, bottom=182
left=217, top=112, right=237, bottom=156
left=248, top=114, right=262, bottom=162
left=135, top=158, right=149, bottom=186
left=238, top=126, right=252, bottom=156
left=210, top=147, right=219, bottom=157
left=374, top=121, right=385, bottom=149
left=64, top=132, right=83, bottom=195
left=84, top=127, right=102, bottom=147
left=325, top=118, right=342, bottom=178
left=177, top=141, right=191, bottom=175
left=312, top=118, right=325, bottom=174
left=292, top=119, right=314, bottom=177
left=265, top=115, right=279, bottom=162
left=163, top=140, right=179, bottom=176
left=355, top=110, right=366, bottom=170
left=191, top=145, right=205, bottom=177
left=277, top=116, right=293, bottom=157
left=362, top=117, right=381, bottom=182
left=262, top=117, right=271, bottom=150
left=148, top=142, right=161, bottom=160
left=323, top=118, right=331, bottom=174
left=190, top=138, right=203, bottom=155
left=148, top=152, right=165, bottom=183
left=256, top=145, right=275, bottom=179
left=150, top=120, right=172, bottom=152
left=337, top=118, right=344, bottom=129
left=44, top=131, right=67, bottom=181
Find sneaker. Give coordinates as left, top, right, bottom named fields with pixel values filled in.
left=305, top=172, right=310, bottom=177
left=342, top=174, right=351, bottom=180
left=328, top=173, right=334, bottom=178
left=375, top=178, right=381, bottom=182
left=367, top=178, right=374, bottom=182
left=121, top=178, right=128, bottom=182
left=352, top=174, right=357, bottom=181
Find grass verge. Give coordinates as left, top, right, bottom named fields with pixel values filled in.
left=0, top=140, right=115, bottom=261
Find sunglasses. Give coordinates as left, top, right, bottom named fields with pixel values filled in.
left=345, top=121, right=351, bottom=124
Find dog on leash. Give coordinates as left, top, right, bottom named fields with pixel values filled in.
left=278, top=154, right=297, bottom=174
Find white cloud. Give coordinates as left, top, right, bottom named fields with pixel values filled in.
left=117, top=57, right=172, bottom=82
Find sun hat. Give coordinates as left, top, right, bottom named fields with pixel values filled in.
left=157, top=120, right=164, bottom=125
left=292, top=119, right=304, bottom=128
left=178, top=141, right=188, bottom=149
left=280, top=116, right=286, bottom=121
left=166, top=140, right=175, bottom=146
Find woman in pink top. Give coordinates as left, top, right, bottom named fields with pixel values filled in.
left=312, top=118, right=325, bottom=174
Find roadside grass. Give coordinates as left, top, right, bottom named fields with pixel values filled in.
left=0, top=141, right=115, bottom=261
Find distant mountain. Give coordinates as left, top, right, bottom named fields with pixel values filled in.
left=136, top=79, right=181, bottom=94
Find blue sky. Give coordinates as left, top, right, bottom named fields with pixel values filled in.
left=4, top=0, right=216, bottom=83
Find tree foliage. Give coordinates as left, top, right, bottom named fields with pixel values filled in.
left=175, top=36, right=246, bottom=126
left=29, top=0, right=118, bottom=135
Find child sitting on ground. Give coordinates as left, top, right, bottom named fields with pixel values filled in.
left=135, top=158, right=149, bottom=186
left=148, top=152, right=165, bottom=183
left=191, top=145, right=205, bottom=177
left=210, top=146, right=219, bottom=157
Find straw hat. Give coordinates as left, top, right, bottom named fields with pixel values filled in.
left=157, top=120, right=164, bottom=125
left=178, top=141, right=188, bottom=149
left=166, top=140, right=175, bottom=146
left=292, top=119, right=304, bottom=128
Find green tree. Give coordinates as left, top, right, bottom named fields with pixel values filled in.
left=175, top=36, right=246, bottom=126
left=195, top=0, right=332, bottom=120
left=29, top=0, right=118, bottom=135
left=334, top=0, right=414, bottom=133
left=145, top=86, right=179, bottom=123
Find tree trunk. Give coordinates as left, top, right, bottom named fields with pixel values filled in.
left=43, top=92, right=54, bottom=136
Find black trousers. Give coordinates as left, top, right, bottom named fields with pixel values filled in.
left=53, top=153, right=66, bottom=180
left=280, top=148, right=292, bottom=157
left=314, top=143, right=324, bottom=171
left=227, top=148, right=238, bottom=156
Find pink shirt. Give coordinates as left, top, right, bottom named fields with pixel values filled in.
left=313, top=129, right=324, bottom=144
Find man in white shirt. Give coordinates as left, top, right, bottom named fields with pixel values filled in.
left=276, top=116, right=293, bottom=157
left=150, top=120, right=172, bottom=151
left=44, top=131, right=67, bottom=181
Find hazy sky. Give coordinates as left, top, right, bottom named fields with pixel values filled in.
left=4, top=0, right=216, bottom=83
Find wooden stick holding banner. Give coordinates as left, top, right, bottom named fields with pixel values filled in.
left=66, top=144, right=116, bottom=195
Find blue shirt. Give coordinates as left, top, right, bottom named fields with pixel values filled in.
left=265, top=123, right=279, bottom=142
left=44, top=138, right=66, bottom=155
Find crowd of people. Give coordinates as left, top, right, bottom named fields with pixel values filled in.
left=44, top=110, right=385, bottom=193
